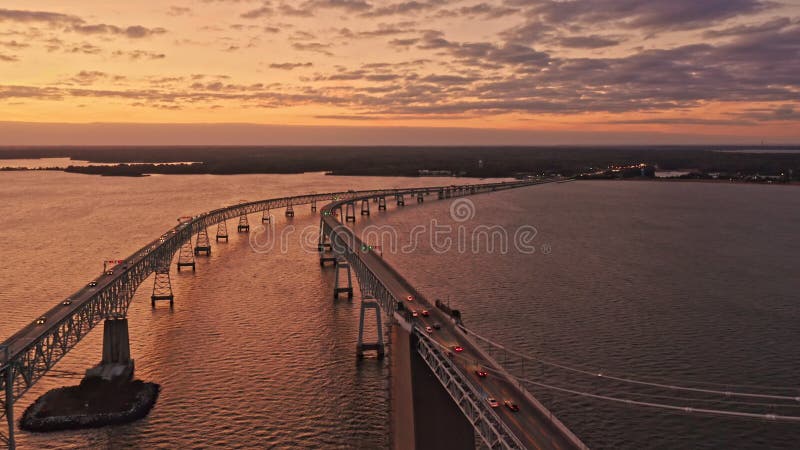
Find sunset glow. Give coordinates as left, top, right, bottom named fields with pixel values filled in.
left=1, top=0, right=799, bottom=144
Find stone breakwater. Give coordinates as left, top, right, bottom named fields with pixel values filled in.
left=20, top=379, right=160, bottom=432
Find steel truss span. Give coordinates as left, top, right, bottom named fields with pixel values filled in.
left=0, top=181, right=541, bottom=448
left=319, top=180, right=585, bottom=450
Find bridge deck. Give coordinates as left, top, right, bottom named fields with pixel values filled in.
left=321, top=182, right=583, bottom=450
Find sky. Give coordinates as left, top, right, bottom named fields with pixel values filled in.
left=0, top=0, right=799, bottom=145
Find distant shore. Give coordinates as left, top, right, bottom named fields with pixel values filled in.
left=1, top=145, right=799, bottom=181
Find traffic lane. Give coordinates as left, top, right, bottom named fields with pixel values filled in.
left=412, top=308, right=572, bottom=450
left=4, top=268, right=120, bottom=356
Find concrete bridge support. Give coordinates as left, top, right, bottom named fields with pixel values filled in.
left=417, top=192, right=424, bottom=203
left=333, top=258, right=354, bottom=299
left=318, top=222, right=336, bottom=266
left=2, top=345, right=14, bottom=450
left=345, top=202, right=356, bottom=222
left=391, top=327, right=475, bottom=450
left=396, top=194, right=405, bottom=206
left=85, top=316, right=134, bottom=382
left=262, top=209, right=271, bottom=223
left=438, top=189, right=445, bottom=200
left=311, top=198, right=317, bottom=212
left=286, top=204, right=294, bottom=217
left=356, top=297, right=384, bottom=359
left=361, top=199, right=370, bottom=216
left=378, top=196, right=387, bottom=211
left=176, top=242, right=195, bottom=271
left=151, top=265, right=174, bottom=307
left=216, top=220, right=228, bottom=242
left=194, top=226, right=211, bottom=256
left=237, top=214, right=250, bottom=232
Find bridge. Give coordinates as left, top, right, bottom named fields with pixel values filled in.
left=0, top=179, right=586, bottom=449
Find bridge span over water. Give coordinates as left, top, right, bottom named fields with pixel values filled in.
left=1, top=179, right=585, bottom=449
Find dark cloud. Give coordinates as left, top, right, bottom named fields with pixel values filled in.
left=389, top=37, right=419, bottom=48
left=558, top=35, right=621, bottom=49
left=0, top=53, right=18, bottom=62
left=735, top=104, right=800, bottom=121
left=522, top=0, right=775, bottom=32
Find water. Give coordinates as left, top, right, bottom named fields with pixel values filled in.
left=353, top=180, right=800, bottom=449
left=0, top=171, right=460, bottom=449
left=1, top=173, right=798, bottom=449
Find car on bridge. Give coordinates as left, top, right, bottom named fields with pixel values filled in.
left=106, top=270, right=113, bottom=275
left=406, top=295, right=414, bottom=302
left=421, top=309, right=429, bottom=317
left=411, top=310, right=419, bottom=317
left=35, top=316, right=46, bottom=325
left=425, top=326, right=433, bottom=333
left=433, top=322, right=441, bottom=330
left=88, top=280, right=98, bottom=287
left=475, top=368, right=488, bottom=378
left=504, top=400, right=520, bottom=412
left=62, top=299, right=72, bottom=306
left=453, top=345, right=464, bottom=353
left=487, top=397, right=500, bottom=408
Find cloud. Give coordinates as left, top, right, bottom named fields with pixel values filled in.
left=703, top=16, right=793, bottom=38
left=0, top=8, right=166, bottom=39
left=269, top=62, right=313, bottom=69
left=557, top=35, right=622, bottom=49
left=524, top=0, right=775, bottom=32
left=112, top=50, right=167, bottom=60
left=241, top=4, right=274, bottom=18
left=72, top=24, right=167, bottom=38
left=167, top=6, right=192, bottom=16
left=291, top=41, right=333, bottom=55
left=0, top=53, right=18, bottom=62
left=0, top=40, right=29, bottom=49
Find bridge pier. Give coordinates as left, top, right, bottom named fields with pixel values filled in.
left=216, top=220, right=228, bottom=242
left=286, top=204, right=294, bottom=217
left=356, top=296, right=384, bottom=359
left=85, top=316, right=134, bottom=382
left=361, top=199, right=370, bottom=216
left=396, top=194, right=405, bottom=206
left=151, top=264, right=174, bottom=307
left=417, top=192, right=424, bottom=203
left=311, top=199, right=317, bottom=212
left=262, top=208, right=271, bottom=223
left=2, top=345, right=14, bottom=450
left=333, top=258, right=353, bottom=299
left=438, top=189, right=445, bottom=200
left=194, top=226, right=211, bottom=256
left=378, top=196, right=387, bottom=210
left=345, top=202, right=356, bottom=222
left=176, top=241, right=195, bottom=271
left=318, top=222, right=336, bottom=266
left=237, top=214, right=250, bottom=232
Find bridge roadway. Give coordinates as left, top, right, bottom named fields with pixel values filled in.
left=321, top=181, right=586, bottom=450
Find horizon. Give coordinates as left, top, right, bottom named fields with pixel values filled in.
left=1, top=1, right=799, bottom=145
